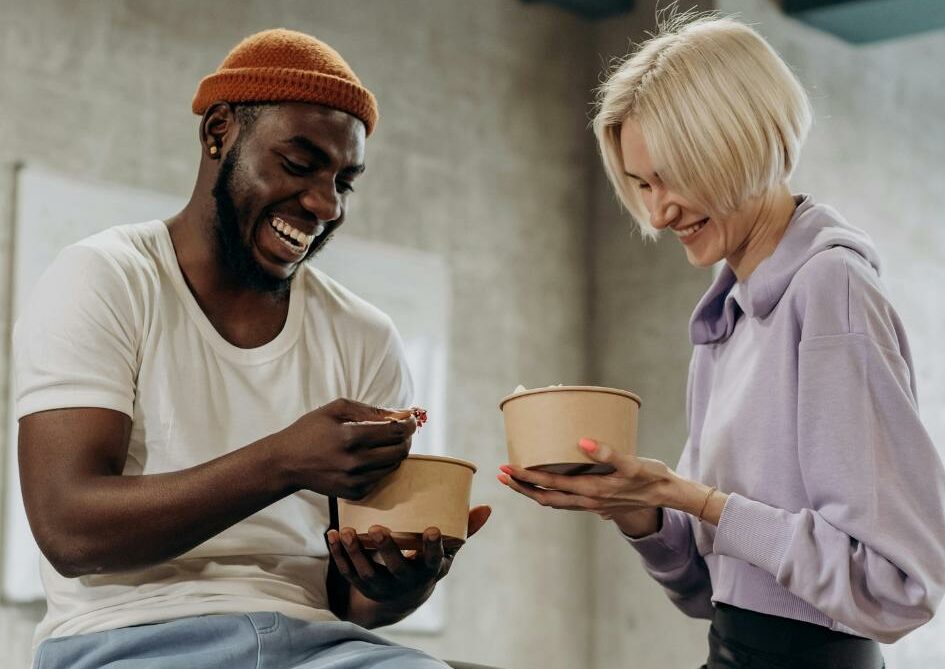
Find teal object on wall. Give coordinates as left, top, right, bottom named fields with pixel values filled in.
left=783, top=0, right=945, bottom=44
left=520, top=0, right=635, bottom=20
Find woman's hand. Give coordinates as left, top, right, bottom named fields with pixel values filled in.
left=498, top=439, right=727, bottom=535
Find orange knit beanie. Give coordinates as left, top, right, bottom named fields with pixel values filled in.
left=192, top=28, right=378, bottom=135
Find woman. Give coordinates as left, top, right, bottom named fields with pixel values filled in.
left=498, top=14, right=945, bottom=669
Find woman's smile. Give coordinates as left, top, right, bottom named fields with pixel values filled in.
left=673, top=217, right=709, bottom=244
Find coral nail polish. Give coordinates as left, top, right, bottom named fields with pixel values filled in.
left=579, top=438, right=598, bottom=452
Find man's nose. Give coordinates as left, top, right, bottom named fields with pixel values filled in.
left=299, top=181, right=342, bottom=223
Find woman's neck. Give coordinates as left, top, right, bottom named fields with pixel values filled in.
left=728, top=186, right=797, bottom=282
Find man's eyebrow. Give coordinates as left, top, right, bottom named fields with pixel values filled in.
left=286, top=135, right=365, bottom=175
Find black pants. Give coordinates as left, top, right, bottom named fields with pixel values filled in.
left=700, top=603, right=885, bottom=669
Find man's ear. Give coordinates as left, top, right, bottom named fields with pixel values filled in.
left=199, top=102, right=238, bottom=160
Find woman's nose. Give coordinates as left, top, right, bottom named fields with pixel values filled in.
left=650, top=194, right=681, bottom=230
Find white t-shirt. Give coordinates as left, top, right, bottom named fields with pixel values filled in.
left=13, top=220, right=413, bottom=645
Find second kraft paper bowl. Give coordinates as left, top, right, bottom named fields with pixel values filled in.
left=499, top=385, right=641, bottom=475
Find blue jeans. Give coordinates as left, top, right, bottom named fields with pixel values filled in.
left=34, top=612, right=448, bottom=669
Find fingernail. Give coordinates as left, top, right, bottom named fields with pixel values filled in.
left=427, top=529, right=441, bottom=542
left=499, top=465, right=513, bottom=475
left=497, top=473, right=510, bottom=485
left=368, top=527, right=384, bottom=543
left=326, top=530, right=338, bottom=546
left=579, top=438, right=598, bottom=452
left=341, top=530, right=355, bottom=547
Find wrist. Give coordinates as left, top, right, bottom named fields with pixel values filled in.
left=660, top=472, right=701, bottom=513
left=670, top=477, right=728, bottom=527
left=254, top=431, right=299, bottom=496
left=700, top=489, right=729, bottom=527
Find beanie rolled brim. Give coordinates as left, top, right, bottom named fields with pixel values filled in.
left=192, top=67, right=378, bottom=135
left=192, top=29, right=379, bottom=135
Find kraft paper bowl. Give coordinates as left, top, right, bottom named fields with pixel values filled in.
left=338, top=454, right=476, bottom=551
left=499, top=385, right=641, bottom=475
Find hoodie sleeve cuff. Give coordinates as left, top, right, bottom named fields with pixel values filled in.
left=713, top=492, right=794, bottom=576
left=624, top=507, right=695, bottom=569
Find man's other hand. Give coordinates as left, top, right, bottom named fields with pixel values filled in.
left=327, top=505, right=491, bottom=607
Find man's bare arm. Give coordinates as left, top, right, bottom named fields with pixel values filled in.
left=19, top=400, right=415, bottom=577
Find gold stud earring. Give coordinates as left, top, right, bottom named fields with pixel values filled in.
left=209, top=145, right=219, bottom=156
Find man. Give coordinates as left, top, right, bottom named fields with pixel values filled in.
left=15, top=28, right=489, bottom=669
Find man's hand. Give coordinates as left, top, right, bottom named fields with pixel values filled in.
left=275, top=398, right=418, bottom=499
left=327, top=505, right=491, bottom=627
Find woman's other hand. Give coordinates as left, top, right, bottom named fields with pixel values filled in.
left=498, top=438, right=727, bottom=536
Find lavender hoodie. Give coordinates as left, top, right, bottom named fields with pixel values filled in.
left=628, top=195, right=945, bottom=643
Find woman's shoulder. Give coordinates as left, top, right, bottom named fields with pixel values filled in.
left=793, top=243, right=880, bottom=290
left=789, top=246, right=903, bottom=344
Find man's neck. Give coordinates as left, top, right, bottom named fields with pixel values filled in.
left=165, top=204, right=292, bottom=349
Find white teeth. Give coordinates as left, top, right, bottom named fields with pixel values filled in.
left=676, top=219, right=707, bottom=238
left=269, top=217, right=313, bottom=251
left=314, top=223, right=326, bottom=237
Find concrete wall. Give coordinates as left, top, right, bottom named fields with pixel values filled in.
left=0, top=2, right=598, bottom=667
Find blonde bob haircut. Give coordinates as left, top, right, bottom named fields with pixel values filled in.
left=593, top=13, right=812, bottom=239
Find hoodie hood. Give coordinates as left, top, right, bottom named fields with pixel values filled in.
left=690, top=195, right=882, bottom=345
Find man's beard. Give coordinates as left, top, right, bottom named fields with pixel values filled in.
left=212, top=142, right=321, bottom=295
